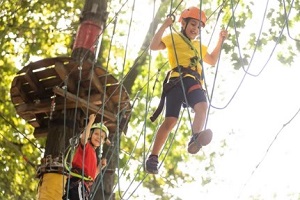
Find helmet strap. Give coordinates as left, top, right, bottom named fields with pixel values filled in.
left=88, top=129, right=96, bottom=147
left=181, top=18, right=190, bottom=40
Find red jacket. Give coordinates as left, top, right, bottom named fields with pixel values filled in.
left=72, top=142, right=97, bottom=180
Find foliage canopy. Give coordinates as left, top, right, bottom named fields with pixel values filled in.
left=0, top=0, right=299, bottom=199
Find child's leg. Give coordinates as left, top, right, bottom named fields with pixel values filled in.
left=62, top=178, right=81, bottom=200
left=192, top=102, right=208, bottom=133
left=146, top=83, right=182, bottom=174
left=146, top=117, right=177, bottom=174
left=150, top=116, right=177, bottom=155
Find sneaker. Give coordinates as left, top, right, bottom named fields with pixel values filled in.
left=187, top=129, right=213, bottom=154
left=145, top=155, right=159, bottom=174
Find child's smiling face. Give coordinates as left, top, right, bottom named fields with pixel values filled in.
left=90, top=129, right=106, bottom=148
left=182, top=18, right=205, bottom=39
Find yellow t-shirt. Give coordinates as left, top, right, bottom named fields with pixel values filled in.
left=162, top=33, right=208, bottom=82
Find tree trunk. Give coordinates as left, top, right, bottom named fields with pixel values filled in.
left=38, top=0, right=113, bottom=199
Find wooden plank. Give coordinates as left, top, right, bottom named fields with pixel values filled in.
left=24, top=68, right=45, bottom=94
left=17, top=57, right=72, bottom=74
left=33, top=66, right=57, bottom=80
left=54, top=61, right=77, bottom=92
left=53, top=86, right=116, bottom=121
left=91, top=72, right=104, bottom=93
left=15, top=100, right=79, bottom=115
left=10, top=79, right=30, bottom=104
left=91, top=72, right=115, bottom=110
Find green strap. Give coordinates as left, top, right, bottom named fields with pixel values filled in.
left=171, top=27, right=201, bottom=66
left=170, top=28, right=206, bottom=83
left=64, top=146, right=93, bottom=181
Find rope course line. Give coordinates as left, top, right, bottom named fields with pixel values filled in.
left=0, top=113, right=43, bottom=153
left=88, top=1, right=191, bottom=198
left=89, top=12, right=120, bottom=200
left=58, top=0, right=136, bottom=198
left=5, top=0, right=300, bottom=199
left=91, top=0, right=233, bottom=198
left=236, top=105, right=300, bottom=200
left=283, top=0, right=299, bottom=42
left=109, top=0, right=228, bottom=198
left=206, top=0, right=292, bottom=112
left=0, top=131, right=36, bottom=168
left=108, top=0, right=299, bottom=198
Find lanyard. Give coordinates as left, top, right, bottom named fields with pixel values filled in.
left=171, top=27, right=201, bottom=67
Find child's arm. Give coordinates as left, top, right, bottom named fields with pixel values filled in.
left=80, top=114, right=96, bottom=145
left=96, top=158, right=107, bottom=177
left=204, top=29, right=228, bottom=65
left=150, top=17, right=173, bottom=50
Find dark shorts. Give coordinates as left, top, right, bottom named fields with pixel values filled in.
left=62, top=177, right=90, bottom=200
left=165, top=77, right=207, bottom=118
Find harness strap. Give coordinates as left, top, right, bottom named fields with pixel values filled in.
left=187, top=84, right=201, bottom=94
left=173, top=66, right=201, bottom=81
left=150, top=71, right=172, bottom=122
left=150, top=66, right=201, bottom=122
left=64, top=147, right=94, bottom=182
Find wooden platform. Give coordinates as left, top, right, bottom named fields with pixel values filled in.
left=10, top=57, right=131, bottom=138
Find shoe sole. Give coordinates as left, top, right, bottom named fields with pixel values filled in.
left=187, top=129, right=213, bottom=154
left=145, top=162, right=158, bottom=174
left=145, top=167, right=158, bottom=174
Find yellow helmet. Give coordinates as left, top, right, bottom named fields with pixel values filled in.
left=91, top=123, right=109, bottom=134
left=89, top=122, right=111, bottom=145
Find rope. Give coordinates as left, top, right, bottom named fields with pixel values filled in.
left=62, top=0, right=136, bottom=196
left=0, top=131, right=36, bottom=168
left=236, top=105, right=300, bottom=199
left=283, top=0, right=299, bottom=42
left=88, top=14, right=119, bottom=200
left=0, top=114, right=43, bottom=153
left=168, top=20, right=194, bottom=133
left=114, top=1, right=232, bottom=198
left=209, top=0, right=291, bottom=111
left=8, top=0, right=298, bottom=199
left=64, top=141, right=93, bottom=182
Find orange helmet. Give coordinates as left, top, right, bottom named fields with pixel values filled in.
left=178, top=6, right=207, bottom=27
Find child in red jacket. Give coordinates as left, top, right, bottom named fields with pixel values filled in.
left=63, top=114, right=110, bottom=200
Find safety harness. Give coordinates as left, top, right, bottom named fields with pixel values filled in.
left=64, top=136, right=94, bottom=182
left=150, top=66, right=202, bottom=122
left=150, top=28, right=205, bottom=122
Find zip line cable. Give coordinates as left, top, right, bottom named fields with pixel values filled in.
left=283, top=0, right=299, bottom=42
left=234, top=0, right=298, bottom=197
left=89, top=14, right=119, bottom=200
left=236, top=105, right=300, bottom=200
left=0, top=132, right=36, bottom=168
left=205, top=0, right=242, bottom=111
left=114, top=0, right=136, bottom=198
left=7, top=0, right=298, bottom=198
left=201, top=1, right=226, bottom=128
left=142, top=0, right=157, bottom=178
left=96, top=0, right=237, bottom=198
left=233, top=0, right=289, bottom=78
left=207, top=0, right=289, bottom=111
left=238, top=0, right=271, bottom=77
left=95, top=0, right=191, bottom=198
left=0, top=113, right=43, bottom=153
